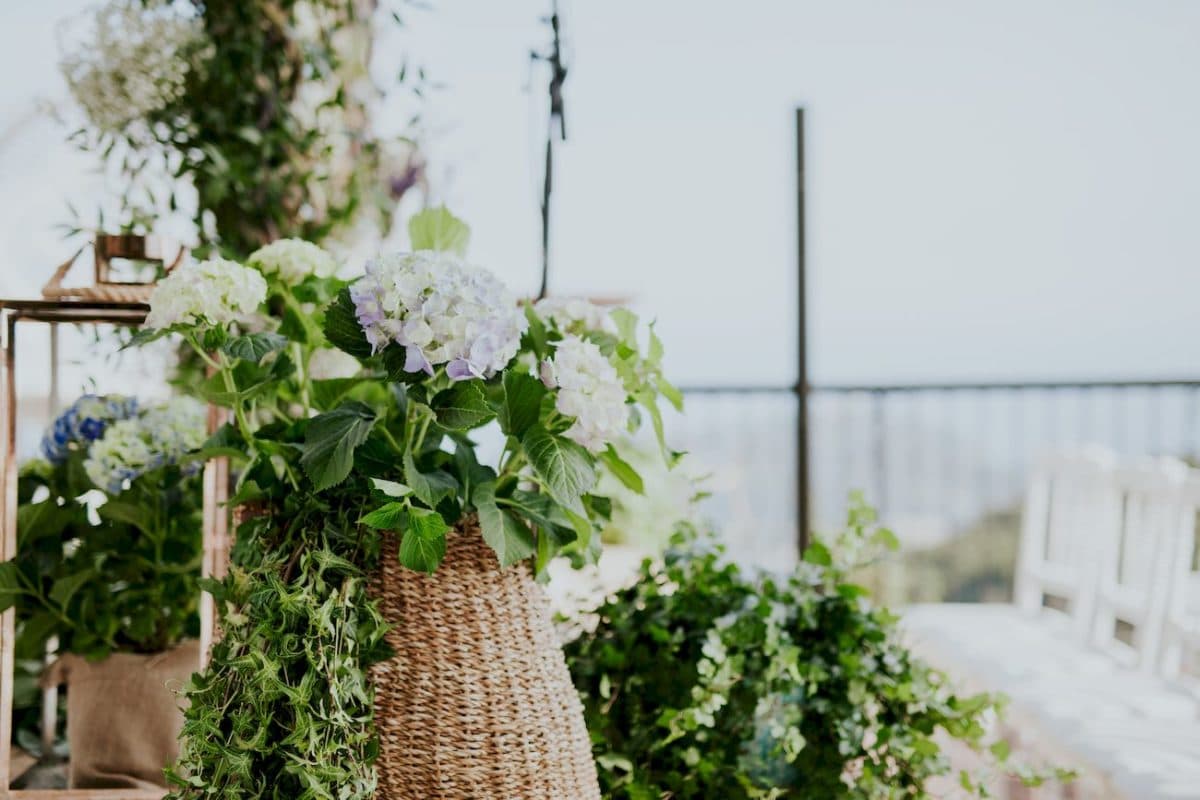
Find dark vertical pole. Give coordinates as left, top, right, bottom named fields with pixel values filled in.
left=796, top=107, right=811, bottom=553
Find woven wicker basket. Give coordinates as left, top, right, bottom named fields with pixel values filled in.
left=370, top=517, right=600, bottom=800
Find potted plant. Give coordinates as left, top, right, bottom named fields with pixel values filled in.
left=0, top=394, right=207, bottom=789
left=131, top=208, right=681, bottom=797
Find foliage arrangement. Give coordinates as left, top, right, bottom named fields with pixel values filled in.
left=60, top=0, right=428, bottom=254
left=130, top=207, right=681, bottom=796
left=0, top=395, right=205, bottom=753
left=566, top=495, right=1074, bottom=799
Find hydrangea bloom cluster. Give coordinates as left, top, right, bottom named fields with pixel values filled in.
left=248, top=239, right=338, bottom=285
left=541, top=335, right=629, bottom=452
left=40, top=394, right=139, bottom=464
left=84, top=398, right=207, bottom=494
left=60, top=0, right=208, bottom=135
left=145, top=257, right=268, bottom=329
left=534, top=297, right=615, bottom=334
left=349, top=252, right=526, bottom=380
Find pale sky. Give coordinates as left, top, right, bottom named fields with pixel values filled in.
left=2, top=0, right=1198, bottom=389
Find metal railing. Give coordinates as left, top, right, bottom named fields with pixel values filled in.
left=671, top=379, right=1200, bottom=571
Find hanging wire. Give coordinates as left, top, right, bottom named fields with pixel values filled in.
left=530, top=0, right=567, bottom=300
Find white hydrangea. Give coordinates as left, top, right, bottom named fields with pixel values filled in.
left=146, top=257, right=268, bottom=329
left=349, top=251, right=526, bottom=380
left=542, top=335, right=629, bottom=452
left=84, top=398, right=207, bottom=494
left=534, top=297, right=616, bottom=334
left=248, top=239, right=338, bottom=285
left=308, top=347, right=361, bottom=380
left=60, top=0, right=208, bottom=135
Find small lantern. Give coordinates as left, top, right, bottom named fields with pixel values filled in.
left=41, top=234, right=185, bottom=304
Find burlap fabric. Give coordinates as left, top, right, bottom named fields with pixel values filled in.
left=41, top=639, right=198, bottom=789
left=370, top=517, right=600, bottom=799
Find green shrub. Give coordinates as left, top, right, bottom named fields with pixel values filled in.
left=567, top=496, right=1068, bottom=799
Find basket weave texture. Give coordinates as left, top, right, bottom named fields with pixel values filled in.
left=370, top=517, right=600, bottom=800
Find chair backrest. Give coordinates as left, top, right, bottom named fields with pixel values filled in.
left=1014, top=448, right=1120, bottom=640
left=1160, top=472, right=1200, bottom=684
left=1089, top=457, right=1190, bottom=672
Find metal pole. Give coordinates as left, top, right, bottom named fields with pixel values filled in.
left=795, top=107, right=811, bottom=553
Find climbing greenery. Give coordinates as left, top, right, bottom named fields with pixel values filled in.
left=566, top=496, right=1076, bottom=799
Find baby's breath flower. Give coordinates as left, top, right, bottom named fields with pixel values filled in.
left=60, top=0, right=208, bottom=135
left=146, top=257, right=268, bottom=329
left=248, top=239, right=338, bottom=285
left=349, top=251, right=525, bottom=380
left=84, top=398, right=207, bottom=494
left=543, top=335, right=629, bottom=452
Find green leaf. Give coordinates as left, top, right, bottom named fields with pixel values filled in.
left=407, top=506, right=450, bottom=540
left=434, top=381, right=495, bottom=430
left=300, top=402, right=377, bottom=491
left=403, top=451, right=459, bottom=508
left=222, top=332, right=288, bottom=364
left=310, top=377, right=364, bottom=411
left=398, top=508, right=450, bottom=573
left=636, top=390, right=669, bottom=459
left=610, top=307, right=639, bottom=348
left=323, top=288, right=373, bottom=359
left=49, top=570, right=94, bottom=608
left=522, top=425, right=596, bottom=515
left=658, top=376, right=684, bottom=412
left=371, top=478, right=411, bottom=498
left=408, top=206, right=470, bottom=255
left=98, top=500, right=154, bottom=534
left=359, top=502, right=407, bottom=530
left=475, top=482, right=535, bottom=568
left=490, top=371, right=546, bottom=437
left=399, top=531, right=446, bottom=574
left=599, top=445, right=644, bottom=494
left=0, top=561, right=24, bottom=612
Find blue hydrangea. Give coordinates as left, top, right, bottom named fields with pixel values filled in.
left=83, top=398, right=207, bottom=494
left=40, top=394, right=140, bottom=464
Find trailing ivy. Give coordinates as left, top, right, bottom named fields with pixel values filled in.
left=166, top=498, right=390, bottom=799
left=566, top=496, right=1076, bottom=799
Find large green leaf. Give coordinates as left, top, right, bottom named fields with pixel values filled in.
left=490, top=371, right=546, bottom=437
left=98, top=500, right=155, bottom=534
left=16, top=500, right=77, bottom=546
left=599, top=445, right=644, bottom=494
left=475, top=482, right=535, bottom=568
left=49, top=569, right=94, bottom=608
left=403, top=451, right=459, bottom=508
left=434, top=381, right=495, bottom=430
left=399, top=534, right=446, bottom=574
left=522, top=425, right=596, bottom=515
left=359, top=502, right=407, bottom=530
left=222, top=332, right=288, bottom=364
left=408, top=206, right=470, bottom=255
left=323, top=288, right=373, bottom=359
left=300, top=401, right=377, bottom=491
left=398, top=508, right=450, bottom=573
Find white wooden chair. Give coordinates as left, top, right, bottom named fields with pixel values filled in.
left=1089, top=458, right=1190, bottom=674
left=1159, top=472, right=1200, bottom=695
left=1013, top=448, right=1121, bottom=639
left=903, top=450, right=1200, bottom=799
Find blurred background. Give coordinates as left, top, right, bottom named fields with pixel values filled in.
left=5, top=0, right=1198, bottom=598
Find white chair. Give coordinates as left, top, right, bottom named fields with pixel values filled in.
left=1159, top=472, right=1200, bottom=694
left=1013, top=448, right=1121, bottom=639
left=1089, top=458, right=1190, bottom=673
